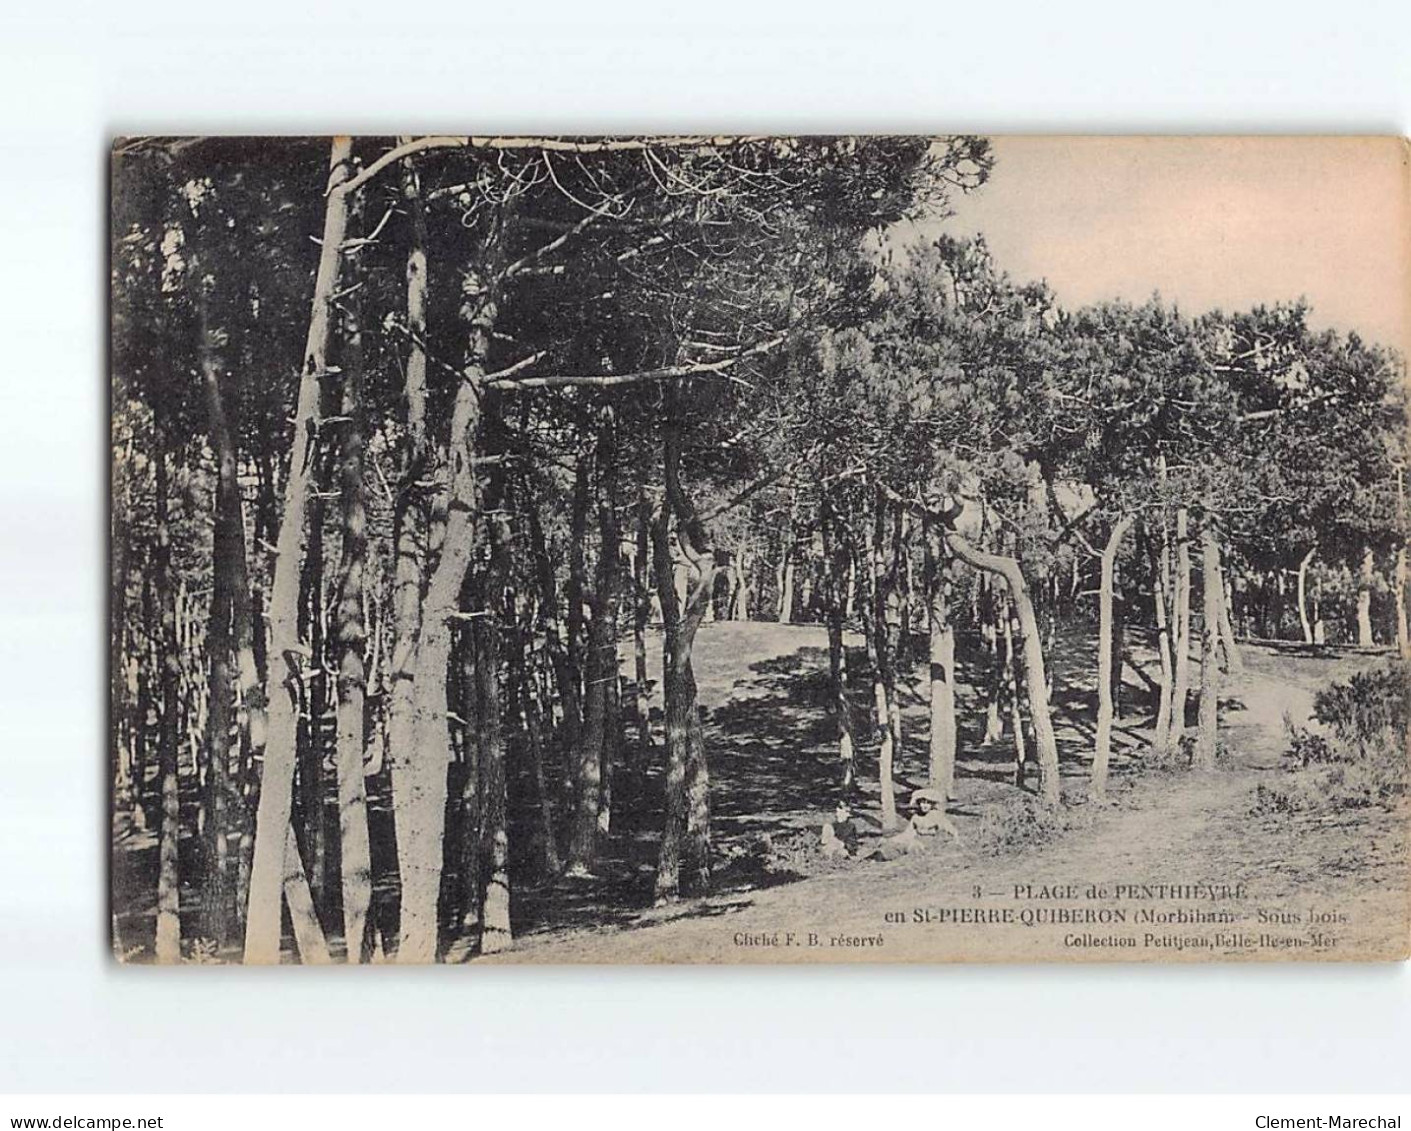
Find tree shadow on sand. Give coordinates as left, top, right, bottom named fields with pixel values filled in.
left=514, top=621, right=1147, bottom=941
left=514, top=644, right=844, bottom=940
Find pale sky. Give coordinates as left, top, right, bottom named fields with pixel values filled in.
left=920, top=136, right=1410, bottom=356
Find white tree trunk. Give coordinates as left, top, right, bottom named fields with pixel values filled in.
left=1170, top=508, right=1193, bottom=749
left=244, top=138, right=352, bottom=965
left=393, top=285, right=497, bottom=963
left=1216, top=543, right=1244, bottom=675
left=778, top=554, right=795, bottom=624
left=1194, top=522, right=1222, bottom=772
left=1092, top=514, right=1134, bottom=801
left=1297, top=547, right=1316, bottom=645
left=1357, top=546, right=1375, bottom=646
left=1396, top=546, right=1409, bottom=658
left=947, top=532, right=1060, bottom=807
left=926, top=527, right=957, bottom=800
left=982, top=576, right=1003, bottom=744
left=1152, top=516, right=1175, bottom=752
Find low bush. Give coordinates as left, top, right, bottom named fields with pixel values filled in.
left=972, top=793, right=1097, bottom=850
left=1310, top=663, right=1409, bottom=756
left=1256, top=661, right=1410, bottom=816
left=1143, top=733, right=1236, bottom=771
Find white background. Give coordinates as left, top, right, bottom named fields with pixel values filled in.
left=1, top=0, right=1408, bottom=1095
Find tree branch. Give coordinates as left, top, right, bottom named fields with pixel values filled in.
left=698, top=443, right=823, bottom=525
left=484, top=335, right=784, bottom=392
left=337, top=135, right=773, bottom=198
left=500, top=212, right=601, bottom=280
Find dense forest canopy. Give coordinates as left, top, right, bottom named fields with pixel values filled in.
left=109, top=135, right=1409, bottom=964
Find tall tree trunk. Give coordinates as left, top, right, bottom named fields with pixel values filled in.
left=1092, top=514, right=1134, bottom=802
left=400, top=142, right=430, bottom=455
left=730, top=551, right=750, bottom=619
left=391, top=264, right=499, bottom=964
left=1216, top=543, right=1244, bottom=675
left=822, top=497, right=855, bottom=792
left=569, top=420, right=620, bottom=873
left=282, top=826, right=331, bottom=964
left=981, top=575, right=1004, bottom=745
left=1109, top=567, right=1124, bottom=715
left=476, top=512, right=513, bottom=955
left=201, top=437, right=234, bottom=942
left=115, top=646, right=136, bottom=813
left=1001, top=590, right=1027, bottom=787
left=1169, top=508, right=1193, bottom=749
left=332, top=264, right=372, bottom=962
left=653, top=422, right=713, bottom=902
left=1044, top=571, right=1060, bottom=705
left=628, top=483, right=653, bottom=804
left=886, top=507, right=907, bottom=756
left=925, top=523, right=956, bottom=800
left=378, top=149, right=432, bottom=961
left=597, top=428, right=624, bottom=837
left=1194, top=520, right=1222, bottom=771
left=1152, top=518, right=1175, bottom=751
left=868, top=494, right=898, bottom=829
left=153, top=444, right=182, bottom=963
left=243, top=138, right=352, bottom=964
left=299, top=465, right=329, bottom=916
left=196, top=313, right=238, bottom=949
left=827, top=608, right=856, bottom=793
left=513, top=607, right=560, bottom=877
left=452, top=611, right=482, bottom=945
left=1396, top=546, right=1409, bottom=658
left=229, top=481, right=262, bottom=928
left=777, top=487, right=797, bottom=624
left=132, top=575, right=155, bottom=833
left=899, top=517, right=917, bottom=666
left=651, top=505, right=686, bottom=903
left=777, top=554, right=795, bottom=624
left=682, top=661, right=710, bottom=890
left=947, top=531, right=1060, bottom=807
left=565, top=453, right=591, bottom=740
left=871, top=672, right=897, bottom=821
left=112, top=438, right=135, bottom=816
left=600, top=622, right=622, bottom=836
left=1296, top=547, right=1316, bottom=645
left=1357, top=546, right=1375, bottom=646
left=524, top=484, right=580, bottom=760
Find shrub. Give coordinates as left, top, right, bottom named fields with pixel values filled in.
left=972, top=794, right=1083, bottom=850
left=1258, top=661, right=1410, bottom=815
left=1311, top=663, right=1410, bottom=755
left=1144, top=734, right=1235, bottom=771
left=1143, top=738, right=1191, bottom=772
left=1285, top=727, right=1335, bottom=767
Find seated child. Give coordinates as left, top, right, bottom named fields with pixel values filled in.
left=867, top=787, right=959, bottom=860
left=907, top=787, right=960, bottom=840
left=819, top=802, right=860, bottom=858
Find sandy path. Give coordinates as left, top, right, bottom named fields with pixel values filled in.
left=496, top=648, right=1408, bottom=964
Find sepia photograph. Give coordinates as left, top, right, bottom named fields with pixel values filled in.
left=108, top=134, right=1411, bottom=966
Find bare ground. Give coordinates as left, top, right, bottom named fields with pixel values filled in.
left=110, top=622, right=1410, bottom=963
left=493, top=626, right=1410, bottom=964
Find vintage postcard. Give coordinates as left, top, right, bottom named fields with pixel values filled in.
left=109, top=135, right=1411, bottom=964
